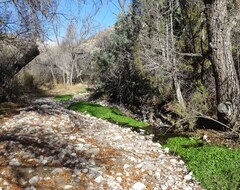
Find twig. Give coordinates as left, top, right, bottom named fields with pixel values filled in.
left=168, top=112, right=239, bottom=136
left=193, top=111, right=239, bottom=135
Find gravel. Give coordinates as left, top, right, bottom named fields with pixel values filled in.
left=0, top=97, right=203, bottom=190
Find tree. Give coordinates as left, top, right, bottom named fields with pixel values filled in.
left=203, top=0, right=240, bottom=129
left=0, top=0, right=57, bottom=101
left=0, top=0, right=103, bottom=100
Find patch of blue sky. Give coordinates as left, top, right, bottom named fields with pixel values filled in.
left=47, top=0, right=131, bottom=42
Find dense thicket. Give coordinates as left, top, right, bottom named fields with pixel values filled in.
left=93, top=0, right=240, bottom=130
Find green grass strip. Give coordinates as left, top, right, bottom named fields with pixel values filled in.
left=163, top=137, right=240, bottom=190
left=68, top=101, right=148, bottom=128
left=54, top=94, right=73, bottom=101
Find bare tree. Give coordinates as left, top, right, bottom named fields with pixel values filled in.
left=137, top=0, right=185, bottom=107
left=0, top=0, right=58, bottom=100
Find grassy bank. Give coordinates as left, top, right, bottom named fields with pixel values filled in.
left=69, top=101, right=148, bottom=128
left=54, top=94, right=73, bottom=101
left=163, top=137, right=240, bottom=190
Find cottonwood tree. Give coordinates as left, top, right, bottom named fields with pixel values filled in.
left=203, top=0, right=240, bottom=128
left=50, top=17, right=98, bottom=85
left=0, top=0, right=104, bottom=100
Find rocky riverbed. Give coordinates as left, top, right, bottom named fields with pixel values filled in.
left=0, top=97, right=203, bottom=190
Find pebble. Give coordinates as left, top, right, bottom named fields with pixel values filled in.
left=142, top=163, right=155, bottom=170
left=184, top=175, right=192, bottom=181
left=0, top=97, right=203, bottom=190
left=132, top=182, right=146, bottom=190
left=155, top=171, right=161, bottom=179
left=163, top=147, right=169, bottom=153
left=82, top=168, right=89, bottom=174
left=51, top=168, right=64, bottom=174
left=75, top=143, right=84, bottom=151
left=178, top=160, right=185, bottom=165
left=123, top=164, right=130, bottom=170
left=94, top=176, right=104, bottom=183
left=161, top=185, right=167, bottom=190
left=116, top=177, right=122, bottom=183
left=29, top=176, right=40, bottom=184
left=85, top=147, right=100, bottom=156
left=64, top=185, right=73, bottom=190
left=170, top=159, right=178, bottom=164
left=9, top=158, right=21, bottom=166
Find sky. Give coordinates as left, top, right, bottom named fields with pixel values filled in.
left=48, top=0, right=131, bottom=42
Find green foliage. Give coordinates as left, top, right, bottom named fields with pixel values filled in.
left=164, top=137, right=240, bottom=190
left=68, top=102, right=149, bottom=128
left=54, top=94, right=73, bottom=101
left=190, top=82, right=210, bottom=113
left=172, top=101, right=187, bottom=118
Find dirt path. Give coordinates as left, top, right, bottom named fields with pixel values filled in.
left=0, top=97, right=203, bottom=190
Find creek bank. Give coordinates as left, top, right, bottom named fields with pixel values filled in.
left=0, top=97, right=202, bottom=189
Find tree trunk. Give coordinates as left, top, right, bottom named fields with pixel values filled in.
left=170, top=0, right=185, bottom=109
left=204, top=0, right=240, bottom=129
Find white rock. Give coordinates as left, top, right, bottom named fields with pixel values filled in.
left=64, top=185, right=73, bottom=190
left=136, top=163, right=143, bottom=169
left=29, top=176, right=40, bottom=184
left=170, top=159, right=178, bottom=164
left=155, top=171, right=161, bottom=179
left=3, top=181, right=9, bottom=185
left=128, top=156, right=136, bottom=162
left=51, top=168, right=63, bottom=174
left=203, top=135, right=208, bottom=141
left=116, top=177, right=122, bottom=183
left=163, top=147, right=169, bottom=153
left=71, top=153, right=77, bottom=156
left=82, top=168, right=89, bottom=174
left=77, top=138, right=86, bottom=143
left=85, top=148, right=100, bottom=156
left=142, top=163, right=155, bottom=170
left=44, top=177, right=51, bottom=181
left=28, top=169, right=34, bottom=173
left=69, top=136, right=76, bottom=140
left=73, top=169, right=81, bottom=175
left=178, top=160, right=185, bottom=165
left=9, top=158, right=21, bottom=166
left=184, top=175, right=192, bottom=181
left=75, top=143, right=84, bottom=150
left=112, top=135, right=123, bottom=140
left=161, top=185, right=167, bottom=190
left=132, top=182, right=146, bottom=190
left=184, top=187, right=192, bottom=190
left=123, top=164, right=130, bottom=170
left=94, top=176, right=104, bottom=183
left=42, top=159, right=48, bottom=165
